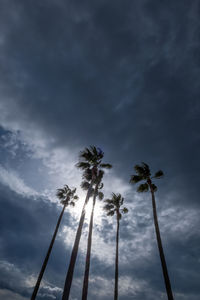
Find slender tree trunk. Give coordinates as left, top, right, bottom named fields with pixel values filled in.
left=149, top=183, right=174, bottom=300
left=82, top=183, right=98, bottom=300
left=62, top=182, right=93, bottom=300
left=31, top=204, right=66, bottom=300
left=114, top=212, right=119, bottom=300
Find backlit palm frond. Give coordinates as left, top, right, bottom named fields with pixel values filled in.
left=76, top=161, right=90, bottom=170
left=137, top=183, right=149, bottom=193
left=90, top=145, right=98, bottom=157
left=151, top=183, right=157, bottom=192
left=104, top=198, right=114, bottom=205
left=103, top=203, right=115, bottom=211
left=82, top=168, right=92, bottom=181
left=81, top=181, right=90, bottom=191
left=107, top=210, right=115, bottom=217
left=111, top=193, right=122, bottom=208
left=98, top=191, right=104, bottom=200
left=100, top=163, right=112, bottom=169
left=79, top=147, right=93, bottom=161
left=141, top=162, right=151, bottom=176
left=121, top=207, right=128, bottom=214
left=98, top=182, right=104, bottom=189
left=56, top=189, right=65, bottom=199
left=134, top=164, right=145, bottom=176
left=153, top=170, right=164, bottom=179
left=70, top=201, right=75, bottom=207
left=130, top=175, right=143, bottom=184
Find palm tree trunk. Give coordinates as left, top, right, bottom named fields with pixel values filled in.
left=31, top=204, right=66, bottom=300
left=82, top=183, right=98, bottom=300
left=62, top=182, right=93, bottom=300
left=150, top=184, right=174, bottom=300
left=114, top=212, right=119, bottom=300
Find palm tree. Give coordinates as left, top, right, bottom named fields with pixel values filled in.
left=103, top=193, right=128, bottom=300
left=31, top=185, right=78, bottom=300
left=130, top=162, right=174, bottom=300
left=81, top=169, right=106, bottom=300
left=62, top=146, right=112, bottom=300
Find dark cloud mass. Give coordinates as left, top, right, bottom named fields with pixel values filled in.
left=0, top=0, right=200, bottom=299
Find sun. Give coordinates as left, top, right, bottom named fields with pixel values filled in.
left=71, top=194, right=103, bottom=225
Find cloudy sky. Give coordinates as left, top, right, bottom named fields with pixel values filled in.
left=0, top=1, right=200, bottom=299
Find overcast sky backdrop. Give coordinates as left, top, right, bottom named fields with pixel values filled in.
left=0, top=1, right=200, bottom=299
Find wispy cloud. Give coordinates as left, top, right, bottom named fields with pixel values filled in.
left=0, top=165, right=37, bottom=196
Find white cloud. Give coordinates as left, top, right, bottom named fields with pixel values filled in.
left=0, top=165, right=37, bottom=197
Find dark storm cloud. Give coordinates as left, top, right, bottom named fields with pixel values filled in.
left=1, top=0, right=200, bottom=204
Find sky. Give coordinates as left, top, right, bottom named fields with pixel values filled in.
left=0, top=0, right=200, bottom=299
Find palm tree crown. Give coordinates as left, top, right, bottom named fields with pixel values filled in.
left=104, top=193, right=128, bottom=219
left=76, top=146, right=112, bottom=182
left=130, top=162, right=164, bottom=191
left=56, top=185, right=78, bottom=207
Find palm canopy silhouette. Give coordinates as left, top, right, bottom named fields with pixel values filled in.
left=31, top=185, right=78, bottom=300
left=56, top=185, right=78, bottom=206
left=81, top=169, right=106, bottom=300
left=103, top=193, right=128, bottom=300
left=62, top=146, right=111, bottom=300
left=130, top=162, right=174, bottom=300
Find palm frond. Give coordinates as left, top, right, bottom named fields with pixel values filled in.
left=70, top=201, right=75, bottom=207
left=56, top=189, right=65, bottom=199
left=100, top=163, right=112, bottom=169
left=73, top=195, right=79, bottom=200
left=141, top=162, right=151, bottom=177
left=153, top=170, right=164, bottom=179
left=98, top=182, right=104, bottom=189
left=151, top=183, right=157, bottom=192
left=81, top=181, right=90, bottom=191
left=104, top=198, right=113, bottom=204
left=98, top=191, right=104, bottom=200
left=137, top=183, right=149, bottom=193
left=82, top=168, right=92, bottom=181
left=76, top=162, right=90, bottom=170
left=134, top=164, right=145, bottom=176
left=60, top=199, right=67, bottom=205
left=122, top=207, right=128, bottom=214
left=107, top=210, right=115, bottom=217
left=130, top=175, right=143, bottom=184
left=103, top=203, right=115, bottom=211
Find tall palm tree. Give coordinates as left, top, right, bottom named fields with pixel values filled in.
left=81, top=169, right=106, bottom=300
left=31, top=185, right=78, bottom=300
left=103, top=193, right=128, bottom=300
left=62, top=146, right=112, bottom=300
left=130, top=162, right=174, bottom=300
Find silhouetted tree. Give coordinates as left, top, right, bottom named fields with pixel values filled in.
left=62, top=146, right=112, bottom=300
left=103, top=193, right=128, bottom=300
left=130, top=162, right=174, bottom=300
left=31, top=185, right=78, bottom=300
